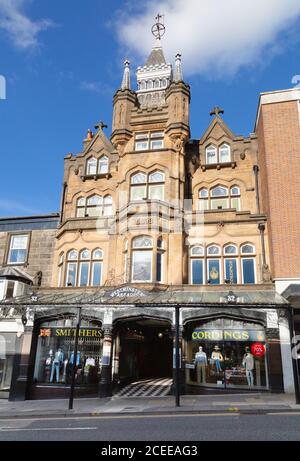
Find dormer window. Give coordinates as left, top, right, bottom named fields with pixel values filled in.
left=219, top=143, right=231, bottom=163
left=205, top=143, right=231, bottom=164
left=135, top=131, right=164, bottom=151
left=86, top=157, right=97, bottom=175
left=86, top=156, right=109, bottom=176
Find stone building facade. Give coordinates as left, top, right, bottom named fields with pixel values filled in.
left=0, top=30, right=299, bottom=402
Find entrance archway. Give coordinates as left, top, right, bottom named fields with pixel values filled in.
left=114, top=317, right=173, bottom=387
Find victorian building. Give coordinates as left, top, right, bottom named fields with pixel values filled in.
left=0, top=20, right=299, bottom=402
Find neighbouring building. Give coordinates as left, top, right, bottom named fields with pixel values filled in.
left=0, top=19, right=299, bottom=402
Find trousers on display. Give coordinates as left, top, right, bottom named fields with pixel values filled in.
left=196, top=362, right=206, bottom=384
left=50, top=362, right=60, bottom=383
left=214, top=358, right=222, bottom=372
left=246, top=369, right=254, bottom=387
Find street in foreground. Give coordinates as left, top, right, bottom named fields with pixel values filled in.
left=0, top=413, right=299, bottom=441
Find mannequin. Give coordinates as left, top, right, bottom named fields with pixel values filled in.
left=69, top=351, right=81, bottom=366
left=242, top=347, right=254, bottom=387
left=50, top=348, right=64, bottom=383
left=194, top=346, right=207, bottom=384
left=211, top=345, right=223, bottom=373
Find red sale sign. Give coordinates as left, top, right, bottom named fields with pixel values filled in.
left=251, top=343, right=266, bottom=357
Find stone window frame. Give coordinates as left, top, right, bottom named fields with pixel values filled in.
left=130, top=235, right=165, bottom=284
left=76, top=194, right=114, bottom=218
left=134, top=131, right=165, bottom=152
left=5, top=232, right=31, bottom=267
left=189, top=242, right=256, bottom=286
left=198, top=184, right=241, bottom=211
left=206, top=143, right=231, bottom=165
left=64, top=248, right=104, bottom=288
left=86, top=155, right=109, bottom=176
left=130, top=170, right=165, bottom=202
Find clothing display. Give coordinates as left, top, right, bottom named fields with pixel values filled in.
left=242, top=352, right=255, bottom=387
left=69, top=351, right=81, bottom=366
left=211, top=349, right=223, bottom=373
left=195, top=347, right=207, bottom=384
left=50, top=349, right=64, bottom=383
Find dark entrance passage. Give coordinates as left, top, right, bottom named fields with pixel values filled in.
left=115, top=318, right=172, bottom=386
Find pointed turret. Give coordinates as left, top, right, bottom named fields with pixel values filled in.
left=174, top=53, right=183, bottom=83
left=121, top=60, right=131, bottom=91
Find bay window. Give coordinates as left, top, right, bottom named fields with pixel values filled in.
left=131, top=171, right=165, bottom=201
left=65, top=248, right=103, bottom=287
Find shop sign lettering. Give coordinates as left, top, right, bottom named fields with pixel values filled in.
left=39, top=328, right=103, bottom=339
left=106, top=286, right=148, bottom=298
left=192, top=329, right=266, bottom=342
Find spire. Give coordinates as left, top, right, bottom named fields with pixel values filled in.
left=121, top=60, right=131, bottom=90
left=174, top=53, right=183, bottom=83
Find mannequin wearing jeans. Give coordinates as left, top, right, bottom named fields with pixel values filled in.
left=242, top=348, right=254, bottom=387
left=50, top=348, right=64, bottom=383
left=211, top=345, right=223, bottom=373
left=195, top=346, right=207, bottom=384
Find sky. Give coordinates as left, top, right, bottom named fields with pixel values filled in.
left=1, top=0, right=300, bottom=217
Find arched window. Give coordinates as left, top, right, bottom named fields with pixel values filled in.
left=103, top=195, right=113, bottom=216
left=155, top=79, right=160, bottom=88
left=191, top=246, right=205, bottom=285
left=211, top=186, right=229, bottom=210
left=207, top=245, right=221, bottom=285
left=76, top=198, right=86, bottom=218
left=230, top=186, right=241, bottom=210
left=86, top=195, right=103, bottom=217
left=131, top=236, right=153, bottom=282
left=199, top=188, right=209, bottom=211
left=241, top=244, right=256, bottom=284
left=98, top=156, right=109, bottom=174
left=91, top=249, right=103, bottom=286
left=206, top=145, right=217, bottom=164
left=86, top=157, right=97, bottom=175
left=130, top=171, right=165, bottom=201
left=224, top=245, right=238, bottom=284
left=147, top=80, right=153, bottom=89
left=141, top=81, right=146, bottom=90
left=66, top=250, right=78, bottom=287
left=219, top=143, right=231, bottom=163
left=65, top=248, right=103, bottom=287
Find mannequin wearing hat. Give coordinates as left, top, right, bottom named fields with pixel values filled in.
left=194, top=346, right=207, bottom=384
left=211, top=345, right=223, bottom=373
left=242, top=346, right=254, bottom=387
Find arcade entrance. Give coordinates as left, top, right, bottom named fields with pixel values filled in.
left=114, top=318, right=173, bottom=386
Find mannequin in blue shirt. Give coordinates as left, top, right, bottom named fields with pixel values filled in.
left=50, top=348, right=64, bottom=383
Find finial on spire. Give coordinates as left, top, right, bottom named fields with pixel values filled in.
left=210, top=106, right=224, bottom=117
left=174, top=53, right=183, bottom=83
left=95, top=121, right=108, bottom=130
left=121, top=59, right=131, bottom=90
left=151, top=13, right=166, bottom=42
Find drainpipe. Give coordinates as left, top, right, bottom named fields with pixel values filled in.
left=253, top=165, right=261, bottom=214
left=258, top=223, right=267, bottom=267
left=60, top=182, right=67, bottom=224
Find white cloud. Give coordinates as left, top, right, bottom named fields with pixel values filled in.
left=0, top=0, right=53, bottom=49
left=80, top=81, right=113, bottom=96
left=0, top=198, right=40, bottom=215
left=117, top=0, right=300, bottom=77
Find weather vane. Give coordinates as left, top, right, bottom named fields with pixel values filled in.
left=151, top=13, right=166, bottom=40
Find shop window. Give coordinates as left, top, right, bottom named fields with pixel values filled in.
left=185, top=318, right=268, bottom=392
left=0, top=333, right=16, bottom=398
left=7, top=234, right=29, bottom=265
left=33, top=319, right=103, bottom=389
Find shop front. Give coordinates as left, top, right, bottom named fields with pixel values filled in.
left=29, top=317, right=103, bottom=399
left=184, top=317, right=269, bottom=392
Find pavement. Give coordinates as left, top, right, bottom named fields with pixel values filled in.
left=0, top=392, right=299, bottom=419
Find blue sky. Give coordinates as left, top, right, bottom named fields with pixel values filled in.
left=1, top=0, right=300, bottom=217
